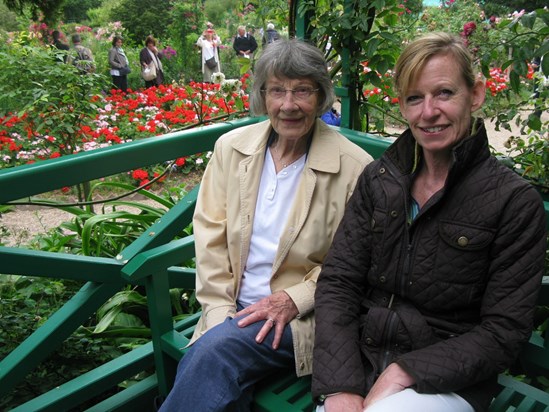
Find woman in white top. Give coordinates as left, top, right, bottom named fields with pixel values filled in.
left=196, top=28, right=221, bottom=82
left=158, top=38, right=372, bottom=412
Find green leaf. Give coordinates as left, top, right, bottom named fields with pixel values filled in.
left=93, top=306, right=123, bottom=334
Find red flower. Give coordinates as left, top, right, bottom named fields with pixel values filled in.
left=140, top=179, right=152, bottom=189
left=175, top=157, right=186, bottom=167
left=132, top=169, right=149, bottom=180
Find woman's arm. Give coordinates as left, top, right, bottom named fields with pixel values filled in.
left=312, top=169, right=374, bottom=398
left=193, top=138, right=237, bottom=330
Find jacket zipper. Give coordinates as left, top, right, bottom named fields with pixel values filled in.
left=381, top=310, right=399, bottom=371
left=384, top=162, right=413, bottom=299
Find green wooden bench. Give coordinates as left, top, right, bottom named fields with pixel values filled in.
left=121, top=184, right=549, bottom=412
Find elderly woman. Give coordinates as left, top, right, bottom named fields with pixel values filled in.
left=159, top=38, right=372, bottom=411
left=196, top=28, right=221, bottom=82
left=139, top=35, right=164, bottom=88
left=313, top=32, right=547, bottom=412
left=108, top=36, right=130, bottom=92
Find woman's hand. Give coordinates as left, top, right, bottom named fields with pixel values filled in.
left=235, top=291, right=299, bottom=349
left=362, top=363, right=415, bottom=409
left=325, top=393, right=364, bottom=412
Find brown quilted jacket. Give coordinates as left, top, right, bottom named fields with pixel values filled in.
left=312, top=119, right=547, bottom=411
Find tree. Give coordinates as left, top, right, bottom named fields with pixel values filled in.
left=110, top=0, right=172, bottom=43
left=483, top=0, right=547, bottom=14
left=0, top=1, right=22, bottom=31
left=62, top=0, right=102, bottom=23
left=3, top=0, right=64, bottom=25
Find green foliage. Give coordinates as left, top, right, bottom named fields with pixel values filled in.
left=110, top=0, right=172, bottom=43
left=496, top=129, right=549, bottom=193
left=27, top=182, right=183, bottom=257
left=165, top=1, right=205, bottom=83
left=204, top=0, right=239, bottom=28
left=0, top=33, right=111, bottom=203
left=86, top=0, right=122, bottom=28
left=62, top=0, right=102, bottom=23
left=301, top=0, right=405, bottom=129
left=483, top=0, right=547, bottom=14
left=0, top=1, right=22, bottom=31
left=477, top=9, right=548, bottom=135
left=417, top=0, right=485, bottom=36
left=3, top=0, right=65, bottom=24
left=252, top=0, right=289, bottom=32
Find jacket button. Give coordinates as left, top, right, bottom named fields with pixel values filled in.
left=457, top=236, right=469, bottom=247
left=273, top=274, right=279, bottom=279
left=379, top=276, right=386, bottom=283
left=366, top=338, right=374, bottom=345
left=379, top=167, right=386, bottom=174
left=299, top=362, right=305, bottom=370
left=390, top=210, right=398, bottom=218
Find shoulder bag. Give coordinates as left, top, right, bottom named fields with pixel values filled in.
left=141, top=62, right=157, bottom=81
left=205, top=56, right=217, bottom=70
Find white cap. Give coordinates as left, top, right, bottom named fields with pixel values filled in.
left=267, top=23, right=274, bottom=30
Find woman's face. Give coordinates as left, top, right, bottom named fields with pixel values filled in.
left=265, top=76, right=320, bottom=144
left=399, top=53, right=485, bottom=155
left=115, top=39, right=123, bottom=47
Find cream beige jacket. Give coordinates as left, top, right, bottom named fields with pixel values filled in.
left=190, top=119, right=372, bottom=376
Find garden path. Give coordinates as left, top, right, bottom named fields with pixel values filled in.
left=0, top=113, right=541, bottom=248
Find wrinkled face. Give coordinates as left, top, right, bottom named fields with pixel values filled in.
left=265, top=76, right=320, bottom=144
left=399, top=53, right=485, bottom=156
left=238, top=28, right=246, bottom=36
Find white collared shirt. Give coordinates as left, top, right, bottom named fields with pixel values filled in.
left=237, top=149, right=306, bottom=307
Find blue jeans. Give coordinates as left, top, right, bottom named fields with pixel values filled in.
left=159, top=314, right=295, bottom=412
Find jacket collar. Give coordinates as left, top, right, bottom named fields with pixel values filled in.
left=230, top=118, right=343, bottom=174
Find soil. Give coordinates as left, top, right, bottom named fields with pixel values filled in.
left=0, top=117, right=533, bottom=247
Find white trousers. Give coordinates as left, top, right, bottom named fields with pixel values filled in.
left=316, top=388, right=474, bottom=412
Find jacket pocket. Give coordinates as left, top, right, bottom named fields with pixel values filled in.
left=435, top=220, right=495, bottom=285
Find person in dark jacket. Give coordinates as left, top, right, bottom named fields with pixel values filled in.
left=312, top=32, right=547, bottom=412
left=139, top=35, right=164, bottom=88
left=233, top=25, right=258, bottom=59
left=262, top=23, right=280, bottom=47
left=51, top=30, right=69, bottom=63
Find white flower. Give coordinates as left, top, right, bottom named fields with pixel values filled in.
left=196, top=158, right=204, bottom=165
left=211, top=72, right=226, bottom=84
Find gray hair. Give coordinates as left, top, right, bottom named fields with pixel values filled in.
left=249, top=38, right=335, bottom=117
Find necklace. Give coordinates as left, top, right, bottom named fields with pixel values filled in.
left=272, top=145, right=303, bottom=169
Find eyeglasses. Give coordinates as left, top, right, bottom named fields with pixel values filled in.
left=261, top=86, right=320, bottom=100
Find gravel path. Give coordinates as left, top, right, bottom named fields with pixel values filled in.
left=0, top=118, right=529, bottom=247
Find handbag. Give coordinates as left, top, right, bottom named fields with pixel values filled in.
left=205, top=56, right=217, bottom=70
left=118, top=65, right=131, bottom=76
left=141, top=62, right=157, bottom=81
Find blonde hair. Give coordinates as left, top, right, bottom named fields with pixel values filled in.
left=394, top=32, right=476, bottom=96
